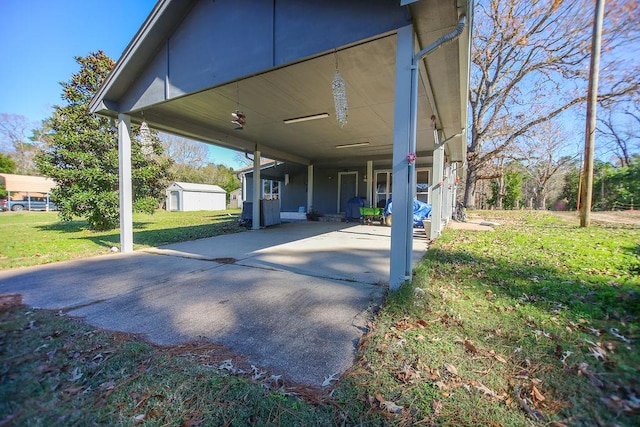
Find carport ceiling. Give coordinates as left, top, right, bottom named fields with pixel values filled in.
left=135, top=32, right=461, bottom=168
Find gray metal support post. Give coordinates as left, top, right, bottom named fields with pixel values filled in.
left=389, top=24, right=414, bottom=291
left=252, top=149, right=261, bottom=230
left=366, top=160, right=373, bottom=207
left=307, top=164, right=314, bottom=213
left=117, top=114, right=134, bottom=252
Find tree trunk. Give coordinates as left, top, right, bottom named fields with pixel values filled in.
left=463, top=162, right=477, bottom=209
left=495, top=176, right=504, bottom=210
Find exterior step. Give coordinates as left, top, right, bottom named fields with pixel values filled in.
left=319, top=213, right=345, bottom=222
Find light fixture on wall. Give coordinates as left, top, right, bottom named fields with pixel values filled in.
left=283, top=113, right=329, bottom=124
left=139, top=112, right=154, bottom=157
left=335, top=142, right=370, bottom=149
left=332, top=50, right=348, bottom=127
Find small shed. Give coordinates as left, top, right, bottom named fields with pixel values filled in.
left=166, top=182, right=226, bottom=212
left=228, top=188, right=242, bottom=209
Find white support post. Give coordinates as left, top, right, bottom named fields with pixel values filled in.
left=430, top=132, right=444, bottom=240
left=307, top=164, right=314, bottom=213
left=389, top=24, right=414, bottom=291
left=117, top=114, right=134, bottom=253
left=451, top=163, right=459, bottom=215
left=443, top=163, right=452, bottom=223
left=366, top=160, right=373, bottom=207
left=252, top=149, right=261, bottom=230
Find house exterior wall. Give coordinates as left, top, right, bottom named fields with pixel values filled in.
left=279, top=173, right=307, bottom=212
left=244, top=165, right=368, bottom=215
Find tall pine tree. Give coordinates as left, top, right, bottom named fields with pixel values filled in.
left=37, top=51, right=172, bottom=230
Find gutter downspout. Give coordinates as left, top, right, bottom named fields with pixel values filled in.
left=405, top=15, right=467, bottom=270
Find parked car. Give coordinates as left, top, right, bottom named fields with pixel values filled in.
left=1, top=196, right=57, bottom=211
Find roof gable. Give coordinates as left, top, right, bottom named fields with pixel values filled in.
left=168, top=182, right=226, bottom=193
left=90, top=0, right=411, bottom=116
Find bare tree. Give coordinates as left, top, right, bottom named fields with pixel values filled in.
left=517, top=122, right=578, bottom=209
left=465, top=0, right=640, bottom=208
left=234, top=152, right=253, bottom=168
left=0, top=113, right=41, bottom=174
left=597, top=98, right=640, bottom=166
left=159, top=134, right=209, bottom=168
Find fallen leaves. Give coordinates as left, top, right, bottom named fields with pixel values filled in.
left=513, top=385, right=546, bottom=422
left=322, top=373, right=338, bottom=387
left=576, top=362, right=604, bottom=388
left=531, top=385, right=546, bottom=402
left=473, top=381, right=499, bottom=398
left=463, top=339, right=479, bottom=354
left=601, top=395, right=640, bottom=414
left=381, top=400, right=403, bottom=414
left=369, top=394, right=405, bottom=416
left=444, top=363, right=458, bottom=377
left=609, top=327, right=630, bottom=344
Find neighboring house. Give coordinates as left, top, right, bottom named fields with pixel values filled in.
left=0, top=173, right=57, bottom=211
left=89, top=0, right=471, bottom=288
left=228, top=188, right=242, bottom=209
left=166, top=182, right=226, bottom=211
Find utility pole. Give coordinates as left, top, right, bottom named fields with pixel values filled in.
left=580, top=0, right=605, bottom=227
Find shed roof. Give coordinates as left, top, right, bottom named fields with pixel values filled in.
left=0, top=174, right=56, bottom=193
left=168, top=182, right=226, bottom=193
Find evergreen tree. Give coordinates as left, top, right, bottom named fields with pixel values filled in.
left=36, top=51, right=172, bottom=230
left=0, top=153, right=16, bottom=173
left=0, top=153, right=16, bottom=199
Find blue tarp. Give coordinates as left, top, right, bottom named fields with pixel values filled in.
left=345, top=196, right=365, bottom=221
left=384, top=198, right=432, bottom=227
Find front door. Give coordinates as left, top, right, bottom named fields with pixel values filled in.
left=338, top=172, right=358, bottom=213
left=170, top=191, right=180, bottom=211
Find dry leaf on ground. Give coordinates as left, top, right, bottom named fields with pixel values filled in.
left=463, top=339, right=479, bottom=354
left=474, top=381, right=497, bottom=398
left=431, top=399, right=443, bottom=417
left=381, top=400, right=403, bottom=414
left=531, top=385, right=546, bottom=402
left=444, top=363, right=458, bottom=376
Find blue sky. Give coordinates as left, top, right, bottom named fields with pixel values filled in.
left=0, top=0, right=243, bottom=168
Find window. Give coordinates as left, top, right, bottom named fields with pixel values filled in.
left=375, top=168, right=431, bottom=206
left=262, top=180, right=279, bottom=200
left=416, top=168, right=431, bottom=204
left=375, top=171, right=392, bottom=208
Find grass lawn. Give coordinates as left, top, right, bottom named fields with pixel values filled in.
left=1, top=211, right=639, bottom=425
left=0, top=209, right=243, bottom=270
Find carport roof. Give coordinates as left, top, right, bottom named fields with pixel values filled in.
left=90, top=0, right=471, bottom=168
left=0, top=173, right=56, bottom=194
left=168, top=182, right=226, bottom=193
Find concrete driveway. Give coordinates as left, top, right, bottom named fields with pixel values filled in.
left=0, top=221, right=428, bottom=385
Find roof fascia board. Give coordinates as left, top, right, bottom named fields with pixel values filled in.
left=144, top=119, right=311, bottom=166
left=89, top=0, right=193, bottom=115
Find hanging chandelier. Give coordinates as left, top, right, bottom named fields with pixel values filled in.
left=231, top=82, right=245, bottom=130
left=139, top=114, right=154, bottom=157
left=332, top=52, right=348, bottom=127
